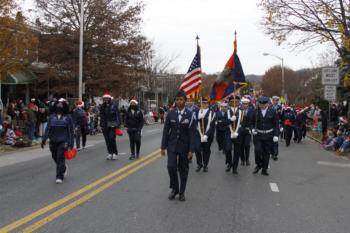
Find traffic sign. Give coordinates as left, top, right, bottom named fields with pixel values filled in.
left=322, top=67, right=339, bottom=85
left=324, top=85, right=336, bottom=101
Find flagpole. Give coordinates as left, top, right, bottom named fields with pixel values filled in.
left=232, top=31, right=238, bottom=131
left=196, top=35, right=202, bottom=102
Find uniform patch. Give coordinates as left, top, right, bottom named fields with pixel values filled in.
left=182, top=119, right=189, bottom=124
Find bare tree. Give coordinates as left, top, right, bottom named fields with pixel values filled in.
left=259, top=0, right=349, bottom=55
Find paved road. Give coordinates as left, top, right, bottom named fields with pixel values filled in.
left=1, top=124, right=350, bottom=233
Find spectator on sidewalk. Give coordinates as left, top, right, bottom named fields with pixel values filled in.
left=4, top=125, right=18, bottom=146
left=0, top=108, right=3, bottom=136
left=330, top=104, right=338, bottom=126
left=337, top=133, right=350, bottom=155
left=27, top=102, right=38, bottom=141
left=324, top=129, right=345, bottom=151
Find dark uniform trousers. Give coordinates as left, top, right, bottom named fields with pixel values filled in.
left=253, top=135, right=273, bottom=170
left=195, top=138, right=213, bottom=167
left=271, top=141, right=279, bottom=157
left=216, top=128, right=225, bottom=151
left=240, top=129, right=251, bottom=162
left=102, top=127, right=118, bottom=154
left=284, top=126, right=293, bottom=146
left=49, top=142, right=67, bottom=180
left=75, top=125, right=87, bottom=149
left=128, top=130, right=141, bottom=155
left=168, top=152, right=189, bottom=194
left=227, top=138, right=241, bottom=170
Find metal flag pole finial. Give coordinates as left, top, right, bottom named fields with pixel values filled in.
left=234, top=31, right=237, bottom=53
left=196, top=35, right=200, bottom=46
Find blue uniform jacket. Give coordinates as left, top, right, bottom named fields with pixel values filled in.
left=125, top=108, right=144, bottom=132
left=216, top=111, right=231, bottom=132
left=99, top=103, right=121, bottom=128
left=72, top=108, right=87, bottom=127
left=195, top=109, right=216, bottom=140
left=43, top=114, right=74, bottom=147
left=161, top=108, right=196, bottom=153
left=253, top=107, right=279, bottom=138
left=238, top=108, right=254, bottom=134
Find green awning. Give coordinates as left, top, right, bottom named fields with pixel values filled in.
left=1, top=70, right=37, bottom=85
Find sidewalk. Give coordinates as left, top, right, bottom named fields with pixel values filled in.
left=307, top=131, right=350, bottom=159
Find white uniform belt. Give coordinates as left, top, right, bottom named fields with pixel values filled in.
left=257, top=129, right=273, bottom=134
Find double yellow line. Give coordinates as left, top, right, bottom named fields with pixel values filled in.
left=0, top=150, right=161, bottom=233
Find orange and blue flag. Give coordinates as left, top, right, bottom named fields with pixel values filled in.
left=210, top=35, right=246, bottom=101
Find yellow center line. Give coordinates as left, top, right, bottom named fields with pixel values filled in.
left=0, top=149, right=160, bottom=233
left=21, top=154, right=162, bottom=233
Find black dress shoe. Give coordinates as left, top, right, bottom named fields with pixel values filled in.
left=168, top=190, right=179, bottom=200
left=253, top=166, right=261, bottom=174
left=203, top=166, right=208, bottom=172
left=232, top=169, right=238, bottom=174
left=261, top=170, right=269, bottom=176
left=225, top=165, right=232, bottom=172
left=241, top=161, right=245, bottom=166
left=179, top=193, right=186, bottom=202
left=246, top=161, right=250, bottom=166
left=272, top=156, right=278, bottom=161
left=195, top=166, right=202, bottom=172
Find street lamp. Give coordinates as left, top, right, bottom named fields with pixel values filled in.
left=78, top=0, right=84, bottom=101
left=263, top=53, right=286, bottom=101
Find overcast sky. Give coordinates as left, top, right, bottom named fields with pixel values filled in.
left=21, top=0, right=330, bottom=75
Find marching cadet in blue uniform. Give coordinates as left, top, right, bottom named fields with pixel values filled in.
left=186, top=97, right=200, bottom=163
left=252, top=96, right=279, bottom=176
left=227, top=95, right=243, bottom=174
left=195, top=97, right=216, bottom=172
left=42, top=99, right=74, bottom=184
left=99, top=91, right=121, bottom=160
left=161, top=90, right=196, bottom=202
left=216, top=102, right=229, bottom=153
left=216, top=102, right=233, bottom=170
left=125, top=99, right=144, bottom=160
left=271, top=96, right=282, bottom=160
left=238, top=97, right=254, bottom=166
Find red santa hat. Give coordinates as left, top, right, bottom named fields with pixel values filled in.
left=75, top=100, right=84, bottom=108
left=130, top=99, right=138, bottom=105
left=102, top=91, right=112, bottom=99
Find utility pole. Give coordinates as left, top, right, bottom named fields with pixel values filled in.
left=78, top=0, right=84, bottom=101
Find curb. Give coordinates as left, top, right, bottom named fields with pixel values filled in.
left=307, top=135, right=322, bottom=144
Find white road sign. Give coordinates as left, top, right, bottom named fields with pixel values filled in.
left=322, top=67, right=339, bottom=85
left=324, top=85, right=336, bottom=101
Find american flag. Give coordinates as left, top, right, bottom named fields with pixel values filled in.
left=179, top=45, right=202, bottom=98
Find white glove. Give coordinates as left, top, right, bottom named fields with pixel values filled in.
left=230, top=115, right=237, bottom=122
left=252, top=129, right=258, bottom=135
left=231, top=132, right=239, bottom=139
left=280, top=127, right=284, bottom=133
left=273, top=136, right=279, bottom=142
left=201, top=135, right=208, bottom=142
